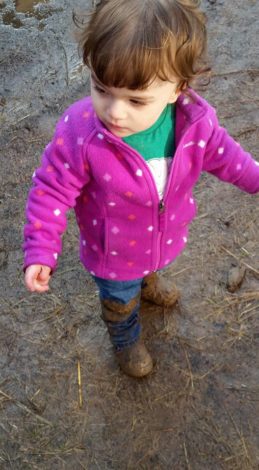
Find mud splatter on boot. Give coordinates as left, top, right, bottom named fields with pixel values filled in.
left=115, top=339, right=153, bottom=378
left=141, top=272, right=180, bottom=307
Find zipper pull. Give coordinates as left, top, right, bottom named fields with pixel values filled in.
left=159, top=200, right=165, bottom=213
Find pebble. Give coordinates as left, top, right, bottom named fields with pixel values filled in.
left=227, top=265, right=246, bottom=292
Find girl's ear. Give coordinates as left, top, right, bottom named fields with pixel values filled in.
left=168, top=89, right=181, bottom=104
left=167, top=79, right=184, bottom=104
left=168, top=80, right=188, bottom=103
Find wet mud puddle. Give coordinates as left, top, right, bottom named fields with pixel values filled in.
left=2, top=0, right=53, bottom=28
left=15, top=0, right=48, bottom=13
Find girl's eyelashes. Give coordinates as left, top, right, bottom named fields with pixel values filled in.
left=129, top=99, right=146, bottom=106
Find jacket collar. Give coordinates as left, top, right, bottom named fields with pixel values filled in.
left=177, top=89, right=209, bottom=124
left=90, top=88, right=209, bottom=142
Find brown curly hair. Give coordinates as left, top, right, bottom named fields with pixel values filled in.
left=74, top=0, right=210, bottom=91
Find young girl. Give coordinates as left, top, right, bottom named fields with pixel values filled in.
left=24, top=0, right=259, bottom=378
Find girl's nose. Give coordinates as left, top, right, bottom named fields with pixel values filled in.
left=107, top=99, right=126, bottom=121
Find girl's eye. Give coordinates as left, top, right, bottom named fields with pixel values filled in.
left=130, top=99, right=146, bottom=106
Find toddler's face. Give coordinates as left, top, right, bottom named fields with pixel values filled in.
left=91, top=74, right=179, bottom=137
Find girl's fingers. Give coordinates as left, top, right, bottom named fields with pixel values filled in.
left=33, top=281, right=50, bottom=293
left=25, top=265, right=51, bottom=293
left=38, top=266, right=51, bottom=284
left=25, top=266, right=40, bottom=291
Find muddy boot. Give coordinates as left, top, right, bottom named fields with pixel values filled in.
left=101, top=297, right=153, bottom=378
left=141, top=272, right=180, bottom=307
left=115, top=338, right=153, bottom=378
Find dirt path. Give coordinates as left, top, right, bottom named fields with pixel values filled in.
left=0, top=1, right=259, bottom=468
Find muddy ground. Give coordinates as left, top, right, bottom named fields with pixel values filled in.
left=0, top=0, right=259, bottom=468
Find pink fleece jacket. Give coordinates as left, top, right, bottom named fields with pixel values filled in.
left=23, top=91, right=259, bottom=280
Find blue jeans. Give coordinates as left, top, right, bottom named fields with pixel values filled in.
left=93, top=276, right=144, bottom=351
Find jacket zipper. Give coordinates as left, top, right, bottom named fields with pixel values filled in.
left=116, top=143, right=166, bottom=269
left=102, top=116, right=201, bottom=271
left=159, top=200, right=165, bottom=213
left=110, top=140, right=178, bottom=271
left=153, top=200, right=165, bottom=270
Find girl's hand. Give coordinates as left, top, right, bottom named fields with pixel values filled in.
left=25, top=265, right=51, bottom=293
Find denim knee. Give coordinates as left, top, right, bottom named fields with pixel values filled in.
left=104, top=303, right=141, bottom=351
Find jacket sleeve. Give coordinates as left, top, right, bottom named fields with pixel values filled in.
left=202, top=110, right=259, bottom=194
left=23, top=107, right=91, bottom=271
